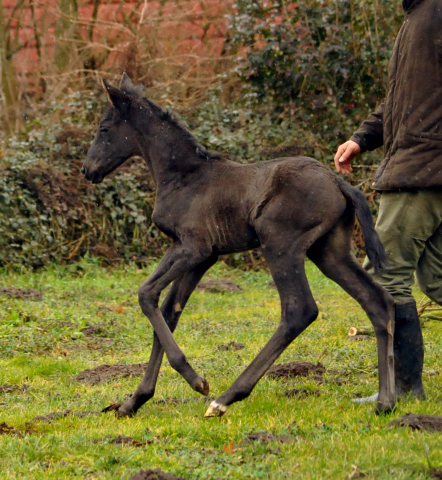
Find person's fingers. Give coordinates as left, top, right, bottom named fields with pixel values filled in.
left=334, top=141, right=361, bottom=174
left=334, top=143, right=347, bottom=163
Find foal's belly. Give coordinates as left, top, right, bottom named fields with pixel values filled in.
left=206, top=218, right=259, bottom=254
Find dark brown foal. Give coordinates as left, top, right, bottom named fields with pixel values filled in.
left=82, top=73, right=395, bottom=418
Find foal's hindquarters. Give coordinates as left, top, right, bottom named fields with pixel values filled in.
left=204, top=165, right=395, bottom=416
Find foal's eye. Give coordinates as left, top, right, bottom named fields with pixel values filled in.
left=100, top=127, right=109, bottom=133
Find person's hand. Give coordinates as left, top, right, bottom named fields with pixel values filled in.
left=334, top=140, right=361, bottom=174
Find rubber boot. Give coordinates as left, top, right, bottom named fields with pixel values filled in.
left=394, top=300, right=426, bottom=399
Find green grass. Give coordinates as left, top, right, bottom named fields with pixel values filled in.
left=0, top=258, right=441, bottom=479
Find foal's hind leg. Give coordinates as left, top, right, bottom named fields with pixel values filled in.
left=118, top=254, right=218, bottom=417
left=206, top=235, right=319, bottom=417
left=308, top=223, right=395, bottom=413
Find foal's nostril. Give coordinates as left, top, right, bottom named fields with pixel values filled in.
left=81, top=166, right=86, bottom=175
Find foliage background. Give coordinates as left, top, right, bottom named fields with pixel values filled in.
left=0, top=0, right=405, bottom=267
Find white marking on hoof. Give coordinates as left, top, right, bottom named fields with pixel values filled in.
left=204, top=401, right=227, bottom=418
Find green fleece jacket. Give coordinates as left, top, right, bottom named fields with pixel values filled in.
left=351, top=0, right=442, bottom=190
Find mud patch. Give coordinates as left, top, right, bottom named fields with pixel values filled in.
left=0, top=287, right=42, bottom=301
left=197, top=279, right=243, bottom=293
left=81, top=323, right=106, bottom=337
left=75, top=363, right=147, bottom=385
left=89, top=243, right=120, bottom=265
left=347, top=335, right=373, bottom=342
left=0, top=384, right=29, bottom=394
left=0, top=422, right=36, bottom=437
left=27, top=410, right=101, bottom=425
left=433, top=468, right=442, bottom=479
left=95, top=435, right=153, bottom=447
left=217, top=341, right=245, bottom=351
left=130, top=469, right=189, bottom=480
left=267, top=362, right=326, bottom=380
left=284, top=388, right=321, bottom=398
left=389, top=414, right=442, bottom=432
left=240, top=431, right=294, bottom=445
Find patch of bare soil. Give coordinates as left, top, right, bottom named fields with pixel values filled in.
left=240, top=431, right=294, bottom=445
left=0, top=422, right=36, bottom=437
left=75, top=363, right=148, bottom=385
left=0, top=287, right=42, bottom=301
left=197, top=279, right=243, bottom=293
left=0, top=384, right=29, bottom=394
left=129, top=469, right=189, bottom=480
left=26, top=410, right=101, bottom=425
left=89, top=243, right=120, bottom=264
left=389, top=414, right=442, bottom=432
left=433, top=468, right=442, bottom=479
left=217, top=341, right=245, bottom=351
left=267, top=361, right=326, bottom=380
left=80, top=323, right=106, bottom=336
left=95, top=435, right=153, bottom=447
left=284, top=388, right=321, bottom=398
left=347, top=335, right=373, bottom=342
left=348, top=465, right=368, bottom=479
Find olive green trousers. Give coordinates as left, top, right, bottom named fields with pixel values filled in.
left=363, top=189, right=442, bottom=304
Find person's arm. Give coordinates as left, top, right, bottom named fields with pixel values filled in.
left=351, top=102, right=384, bottom=153
left=334, top=103, right=384, bottom=175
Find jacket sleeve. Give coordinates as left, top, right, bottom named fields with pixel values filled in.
left=350, top=103, right=384, bottom=153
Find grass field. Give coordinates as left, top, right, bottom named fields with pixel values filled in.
left=0, top=258, right=441, bottom=479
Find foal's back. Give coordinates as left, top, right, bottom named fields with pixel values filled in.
left=164, top=155, right=348, bottom=255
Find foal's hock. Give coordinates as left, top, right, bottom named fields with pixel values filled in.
left=82, top=73, right=395, bottom=418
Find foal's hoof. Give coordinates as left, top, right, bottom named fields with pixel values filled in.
left=375, top=400, right=396, bottom=415
left=193, top=376, right=210, bottom=396
left=116, top=405, right=136, bottom=418
left=204, top=400, right=227, bottom=418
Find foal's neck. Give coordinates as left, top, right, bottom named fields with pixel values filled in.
left=134, top=106, right=212, bottom=185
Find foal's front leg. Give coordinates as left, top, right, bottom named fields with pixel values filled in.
left=138, top=243, right=213, bottom=396
left=118, top=254, right=218, bottom=417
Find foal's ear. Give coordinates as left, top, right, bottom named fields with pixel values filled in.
left=101, top=78, right=130, bottom=112
left=119, top=72, right=143, bottom=98
left=119, top=72, right=135, bottom=93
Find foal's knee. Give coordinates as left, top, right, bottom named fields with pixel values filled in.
left=138, top=283, right=160, bottom=310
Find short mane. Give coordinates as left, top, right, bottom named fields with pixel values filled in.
left=144, top=98, right=224, bottom=161
left=119, top=78, right=225, bottom=161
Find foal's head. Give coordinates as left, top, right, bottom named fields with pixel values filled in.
left=82, top=73, right=142, bottom=184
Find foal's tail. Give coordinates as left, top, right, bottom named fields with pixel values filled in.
left=336, top=178, right=387, bottom=273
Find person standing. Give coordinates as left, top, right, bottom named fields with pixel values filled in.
left=334, top=0, right=442, bottom=400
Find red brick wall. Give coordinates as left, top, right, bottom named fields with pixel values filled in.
left=5, top=0, right=232, bottom=76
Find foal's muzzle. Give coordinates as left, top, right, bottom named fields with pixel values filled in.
left=81, top=164, right=103, bottom=184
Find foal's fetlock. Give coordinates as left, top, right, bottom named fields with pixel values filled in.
left=192, top=375, right=209, bottom=396
left=375, top=399, right=396, bottom=415
left=116, top=405, right=136, bottom=418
